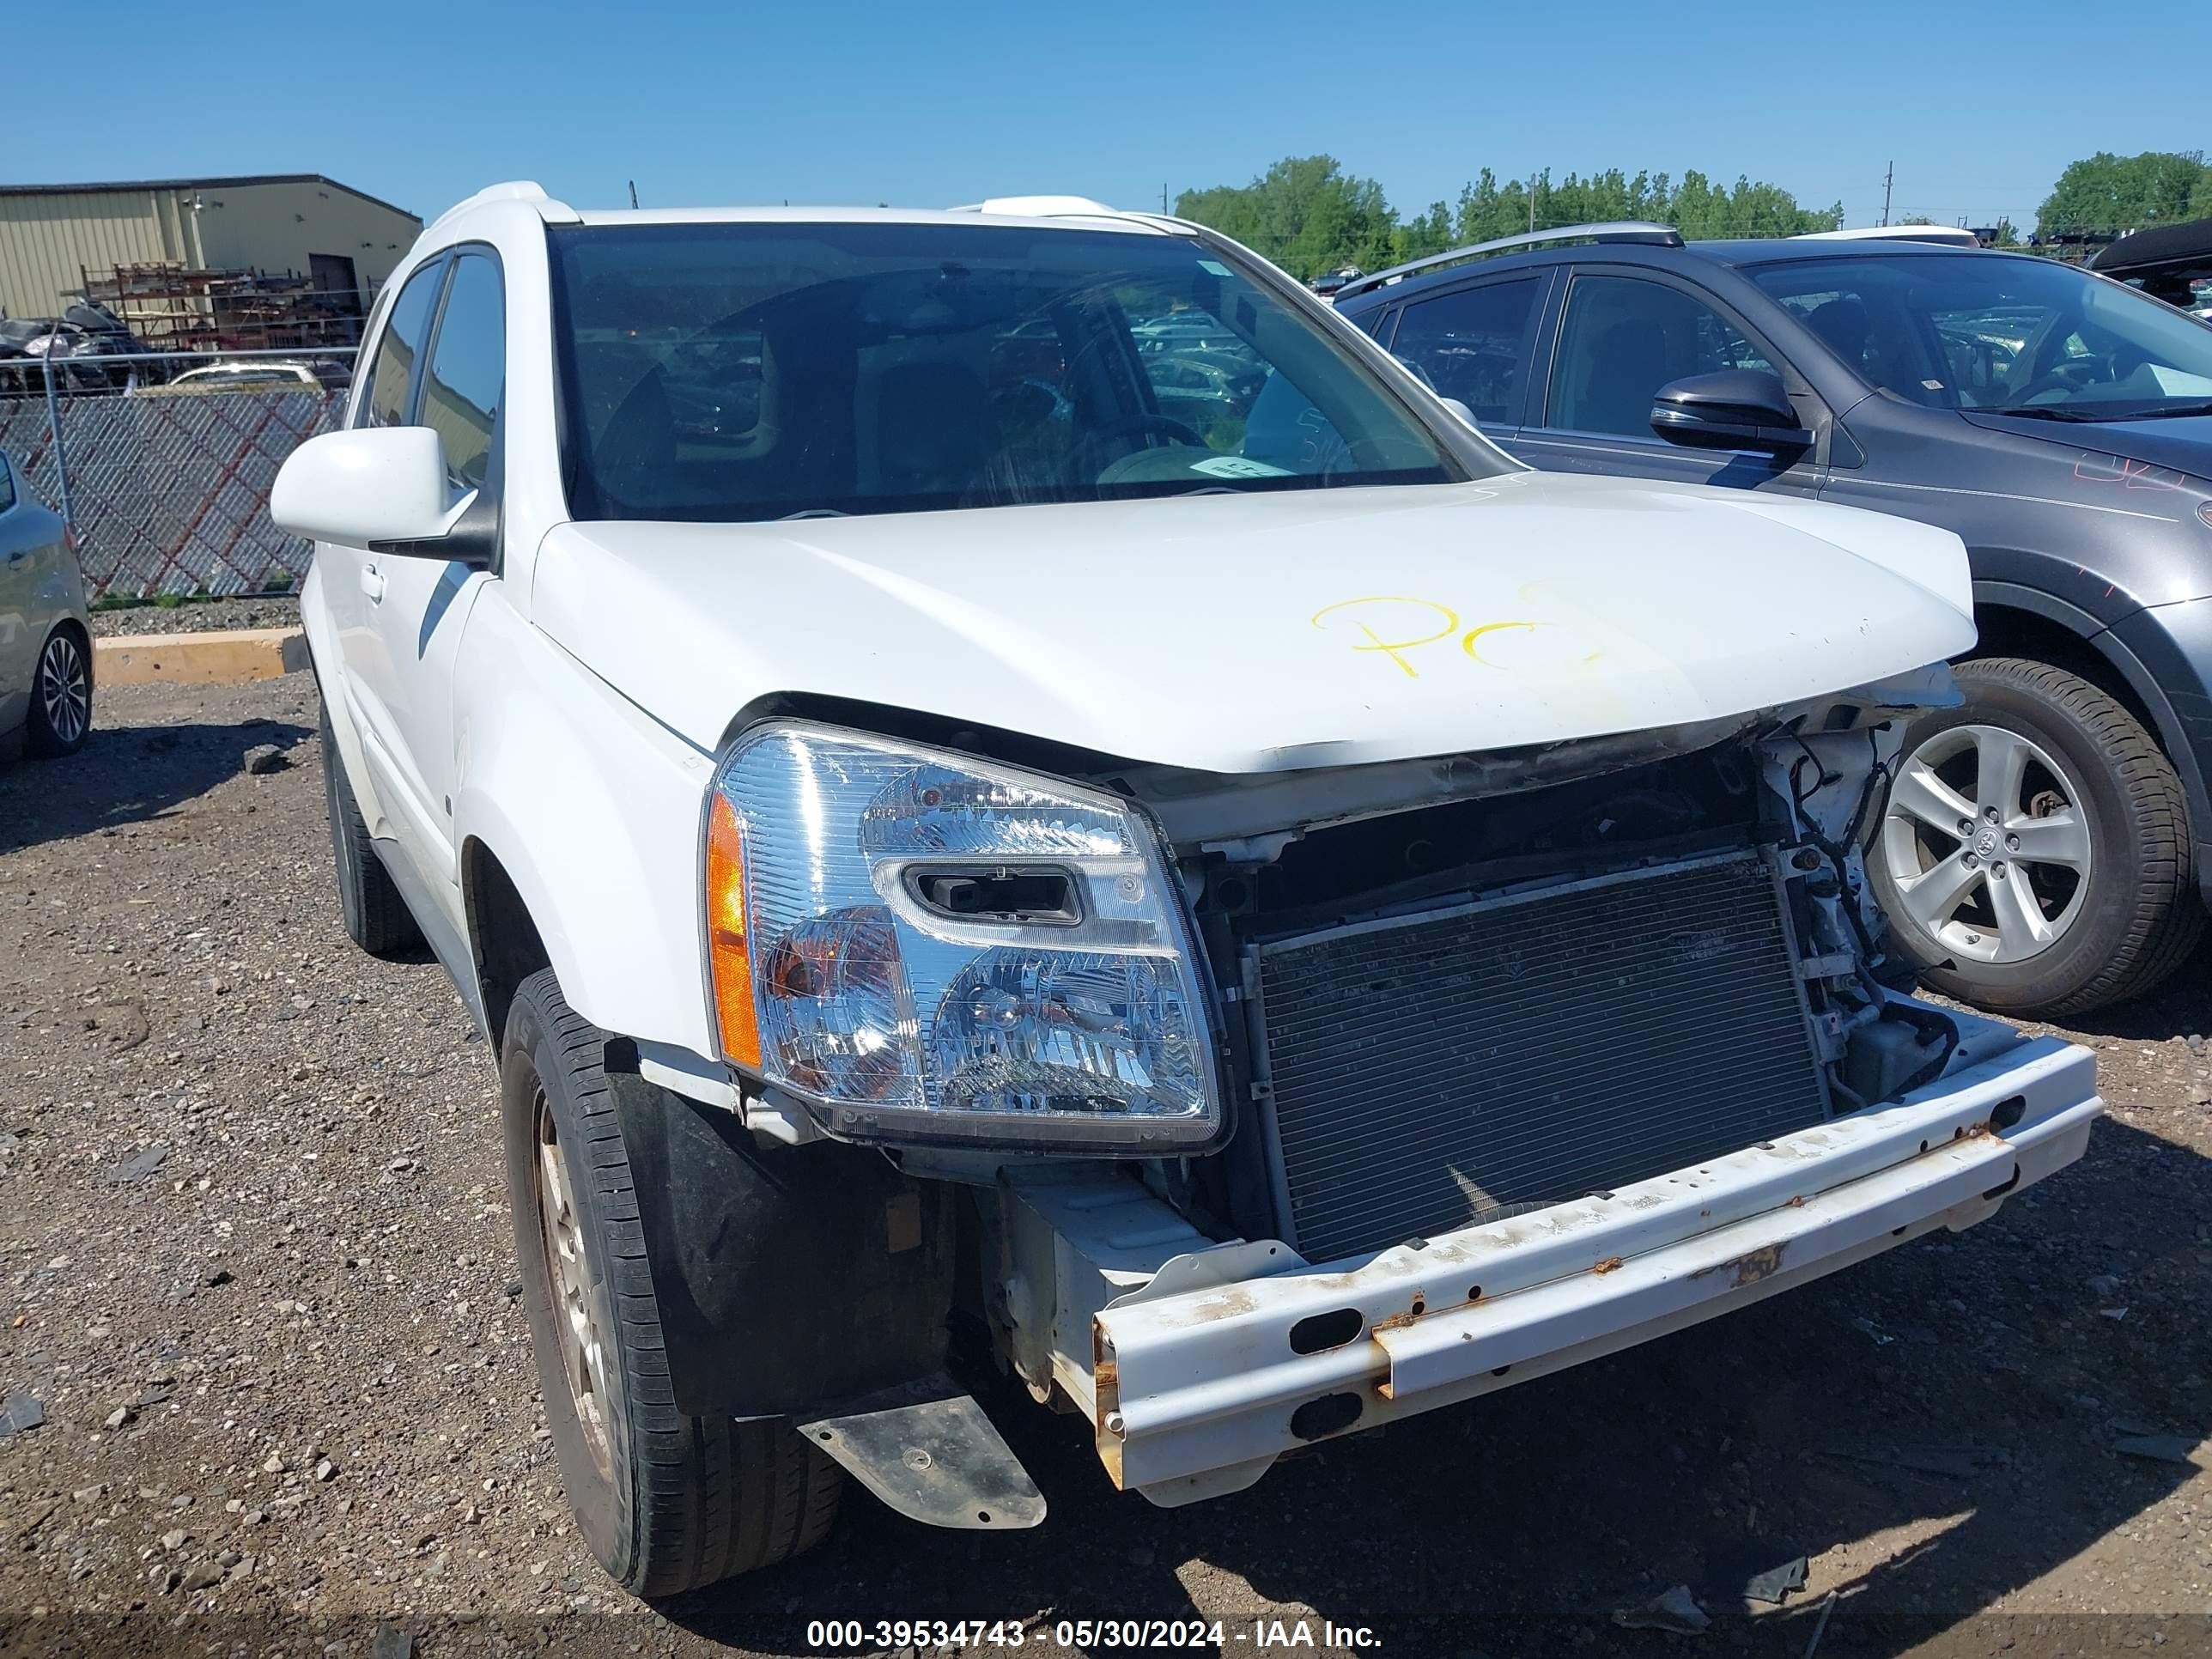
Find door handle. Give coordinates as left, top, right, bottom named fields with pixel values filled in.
left=359, top=564, right=385, bottom=603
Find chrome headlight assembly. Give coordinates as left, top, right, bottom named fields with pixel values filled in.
left=702, top=722, right=1223, bottom=1152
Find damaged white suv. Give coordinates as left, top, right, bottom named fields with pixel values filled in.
left=272, top=183, right=2102, bottom=1595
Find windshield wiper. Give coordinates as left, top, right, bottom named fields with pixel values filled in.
left=1984, top=401, right=2212, bottom=423
left=777, top=507, right=853, bottom=520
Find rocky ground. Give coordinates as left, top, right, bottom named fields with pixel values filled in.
left=2, top=677, right=2208, bottom=1659
left=86, top=597, right=303, bottom=639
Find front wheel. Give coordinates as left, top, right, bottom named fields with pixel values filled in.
left=501, top=969, right=842, bottom=1595
left=1870, top=656, right=2201, bottom=1018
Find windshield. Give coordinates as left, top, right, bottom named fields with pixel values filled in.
left=547, top=221, right=1480, bottom=522
left=1747, top=252, right=2212, bottom=419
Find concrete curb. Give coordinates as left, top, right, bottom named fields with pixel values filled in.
left=94, top=628, right=310, bottom=686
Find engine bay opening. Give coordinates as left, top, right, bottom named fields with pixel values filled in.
left=1136, top=719, right=1964, bottom=1259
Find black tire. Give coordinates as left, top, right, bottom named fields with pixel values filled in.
left=501, top=969, right=842, bottom=1595
left=1870, top=656, right=2202, bottom=1018
left=319, top=697, right=422, bottom=957
left=25, top=623, right=92, bottom=757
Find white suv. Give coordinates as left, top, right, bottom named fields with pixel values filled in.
left=272, top=183, right=2103, bottom=1597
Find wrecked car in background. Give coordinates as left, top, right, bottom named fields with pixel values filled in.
left=270, top=183, right=2103, bottom=1597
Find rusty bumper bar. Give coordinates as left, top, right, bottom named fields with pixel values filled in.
left=1054, top=1030, right=2098, bottom=1508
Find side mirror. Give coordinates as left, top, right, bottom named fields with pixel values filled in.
left=1650, top=370, right=1812, bottom=454
left=1438, top=397, right=1480, bottom=429
left=271, top=426, right=477, bottom=559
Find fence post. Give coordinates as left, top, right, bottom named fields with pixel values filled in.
left=39, top=349, right=77, bottom=538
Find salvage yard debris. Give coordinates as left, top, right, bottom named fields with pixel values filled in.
left=100, top=1142, right=169, bottom=1184
left=2112, top=1430, right=2205, bottom=1466
left=1613, top=1584, right=1712, bottom=1635
left=0, top=1391, right=44, bottom=1438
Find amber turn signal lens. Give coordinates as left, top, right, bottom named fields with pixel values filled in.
left=704, top=793, right=763, bottom=1068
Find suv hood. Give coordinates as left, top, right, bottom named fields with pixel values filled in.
left=531, top=471, right=1976, bottom=773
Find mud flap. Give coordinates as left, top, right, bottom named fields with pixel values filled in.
left=607, top=1072, right=954, bottom=1419
left=797, top=1373, right=1046, bottom=1530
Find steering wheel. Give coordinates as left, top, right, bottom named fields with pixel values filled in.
left=2003, top=359, right=2106, bottom=409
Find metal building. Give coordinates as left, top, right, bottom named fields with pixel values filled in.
left=0, top=173, right=422, bottom=325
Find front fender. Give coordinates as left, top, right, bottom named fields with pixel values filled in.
left=452, top=589, right=719, bottom=1055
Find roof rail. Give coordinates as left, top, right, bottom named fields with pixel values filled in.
left=1336, top=222, right=1683, bottom=301
left=428, top=180, right=580, bottom=230
left=947, top=194, right=1119, bottom=218
left=1792, top=224, right=1982, bottom=248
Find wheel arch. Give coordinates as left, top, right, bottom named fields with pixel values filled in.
left=461, top=835, right=554, bottom=1057
left=40, top=613, right=92, bottom=681
left=1969, top=579, right=2207, bottom=832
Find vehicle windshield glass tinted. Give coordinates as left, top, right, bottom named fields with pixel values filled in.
left=547, top=221, right=1479, bottom=522
left=1747, top=252, right=2212, bottom=417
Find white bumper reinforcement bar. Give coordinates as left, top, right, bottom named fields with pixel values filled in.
left=1004, top=1025, right=2098, bottom=1509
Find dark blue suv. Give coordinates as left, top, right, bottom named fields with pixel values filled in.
left=1336, top=225, right=2212, bottom=1018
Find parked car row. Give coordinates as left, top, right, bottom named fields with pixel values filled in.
left=1335, top=222, right=2212, bottom=1018
left=258, top=184, right=2110, bottom=1601
left=0, top=299, right=355, bottom=398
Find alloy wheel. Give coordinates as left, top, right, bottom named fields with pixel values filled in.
left=1881, top=723, right=2092, bottom=964
left=39, top=632, right=89, bottom=746
left=533, top=1090, right=615, bottom=1480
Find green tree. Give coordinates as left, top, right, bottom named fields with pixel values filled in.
left=1177, top=156, right=1844, bottom=278
left=2038, top=151, right=2212, bottom=235
left=1174, top=156, right=1399, bottom=279
left=1391, top=200, right=1455, bottom=264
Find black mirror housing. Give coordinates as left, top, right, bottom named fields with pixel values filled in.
left=1650, top=370, right=1812, bottom=454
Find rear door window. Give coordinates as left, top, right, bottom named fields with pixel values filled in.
left=361, top=259, right=447, bottom=428
left=1391, top=277, right=1544, bottom=423
left=1544, top=274, right=1776, bottom=437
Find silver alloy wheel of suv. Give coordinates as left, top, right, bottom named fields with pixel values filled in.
left=1870, top=657, right=2202, bottom=1018
left=534, top=1091, right=616, bottom=1482
left=1881, top=722, right=2092, bottom=964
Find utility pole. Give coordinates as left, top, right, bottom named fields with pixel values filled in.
left=628, top=179, right=640, bottom=210
left=1880, top=162, right=1893, bottom=228
left=1529, top=170, right=1538, bottom=234
left=1161, top=182, right=1169, bottom=214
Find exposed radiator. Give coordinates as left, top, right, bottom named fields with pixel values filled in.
left=1249, top=848, right=1830, bottom=1264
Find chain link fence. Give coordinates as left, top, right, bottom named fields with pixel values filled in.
left=0, top=348, right=356, bottom=599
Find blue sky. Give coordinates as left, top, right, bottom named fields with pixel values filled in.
left=10, top=1, right=2206, bottom=233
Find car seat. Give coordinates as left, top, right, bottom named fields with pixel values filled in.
left=866, top=360, right=991, bottom=500
left=1569, top=318, right=1674, bottom=434
left=1804, top=298, right=1870, bottom=369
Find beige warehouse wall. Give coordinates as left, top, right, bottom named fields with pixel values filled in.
left=0, top=179, right=422, bottom=324
left=0, top=191, right=181, bottom=320
left=189, top=181, right=422, bottom=307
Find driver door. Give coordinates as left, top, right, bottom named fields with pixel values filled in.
left=347, top=250, right=503, bottom=896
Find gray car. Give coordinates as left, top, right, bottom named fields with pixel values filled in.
left=0, top=452, right=92, bottom=759
left=1339, top=228, right=2212, bottom=1018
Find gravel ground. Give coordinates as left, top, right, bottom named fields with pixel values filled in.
left=87, top=597, right=303, bottom=639
left=3, top=676, right=2209, bottom=1659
